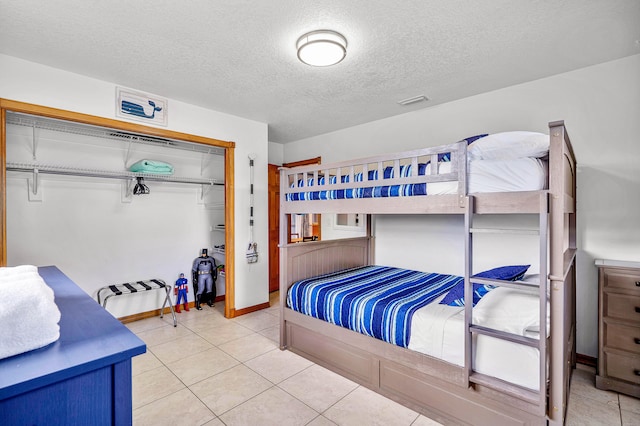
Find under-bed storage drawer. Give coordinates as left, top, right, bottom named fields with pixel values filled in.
left=286, top=321, right=379, bottom=388
left=379, top=360, right=542, bottom=426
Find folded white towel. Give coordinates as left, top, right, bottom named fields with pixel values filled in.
left=0, top=265, right=61, bottom=360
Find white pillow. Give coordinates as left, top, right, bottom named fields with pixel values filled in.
left=467, top=131, right=549, bottom=161
left=472, top=287, right=548, bottom=336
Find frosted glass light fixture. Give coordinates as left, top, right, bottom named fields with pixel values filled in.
left=297, top=30, right=347, bottom=67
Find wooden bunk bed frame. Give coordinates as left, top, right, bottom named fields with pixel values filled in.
left=278, top=121, right=576, bottom=426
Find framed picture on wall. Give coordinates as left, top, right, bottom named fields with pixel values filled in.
left=116, top=87, right=168, bottom=126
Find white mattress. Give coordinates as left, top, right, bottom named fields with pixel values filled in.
left=427, top=157, right=548, bottom=195
left=407, top=292, right=542, bottom=390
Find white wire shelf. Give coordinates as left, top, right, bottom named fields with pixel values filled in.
left=6, top=111, right=225, bottom=156
left=6, top=162, right=224, bottom=186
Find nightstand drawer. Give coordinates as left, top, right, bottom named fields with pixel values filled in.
left=604, top=322, right=640, bottom=354
left=605, top=352, right=640, bottom=385
left=605, top=293, right=640, bottom=323
left=597, top=260, right=640, bottom=397
left=604, top=270, right=640, bottom=291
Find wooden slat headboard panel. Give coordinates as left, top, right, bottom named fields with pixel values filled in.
left=286, top=237, right=371, bottom=287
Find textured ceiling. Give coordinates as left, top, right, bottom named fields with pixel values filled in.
left=0, top=1, right=638, bottom=143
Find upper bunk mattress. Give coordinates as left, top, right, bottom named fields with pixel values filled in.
left=286, top=157, right=547, bottom=201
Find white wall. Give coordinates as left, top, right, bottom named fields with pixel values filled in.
left=268, top=141, right=284, bottom=166
left=281, top=54, right=640, bottom=357
left=0, top=54, right=270, bottom=314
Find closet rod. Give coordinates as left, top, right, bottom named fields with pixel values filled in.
left=6, top=162, right=224, bottom=186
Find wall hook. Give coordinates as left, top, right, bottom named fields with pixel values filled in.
left=32, top=125, right=39, bottom=161
left=27, top=168, right=42, bottom=202
left=32, top=168, right=39, bottom=195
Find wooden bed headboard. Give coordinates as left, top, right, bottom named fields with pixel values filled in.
left=283, top=237, right=371, bottom=288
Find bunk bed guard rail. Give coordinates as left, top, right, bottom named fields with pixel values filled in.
left=281, top=141, right=468, bottom=211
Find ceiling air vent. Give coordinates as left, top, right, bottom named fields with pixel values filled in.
left=397, top=95, right=428, bottom=106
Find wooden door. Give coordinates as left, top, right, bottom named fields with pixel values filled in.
left=268, top=157, right=321, bottom=293
left=268, top=164, right=280, bottom=292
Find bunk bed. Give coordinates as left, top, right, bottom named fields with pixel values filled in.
left=278, top=121, right=577, bottom=426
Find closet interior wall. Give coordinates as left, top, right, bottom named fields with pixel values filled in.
left=5, top=113, right=226, bottom=318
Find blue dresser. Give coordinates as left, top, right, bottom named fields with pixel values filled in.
left=0, top=266, right=146, bottom=425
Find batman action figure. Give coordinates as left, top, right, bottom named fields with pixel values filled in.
left=192, top=248, right=217, bottom=310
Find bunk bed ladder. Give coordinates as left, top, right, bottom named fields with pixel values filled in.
left=464, top=194, right=549, bottom=411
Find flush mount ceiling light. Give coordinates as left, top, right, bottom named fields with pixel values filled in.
left=297, top=30, right=347, bottom=67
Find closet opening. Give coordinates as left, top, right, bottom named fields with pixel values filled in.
left=0, top=99, right=236, bottom=319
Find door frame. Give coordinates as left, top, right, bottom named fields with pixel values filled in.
left=267, top=164, right=280, bottom=293
left=0, top=99, right=237, bottom=318
left=268, top=157, right=321, bottom=293
left=282, top=157, right=322, bottom=242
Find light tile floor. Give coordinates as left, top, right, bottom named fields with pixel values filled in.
left=129, top=293, right=640, bottom=425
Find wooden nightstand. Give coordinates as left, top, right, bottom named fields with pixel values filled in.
left=595, top=259, right=640, bottom=398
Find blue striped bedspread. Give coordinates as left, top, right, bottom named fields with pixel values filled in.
left=286, top=164, right=430, bottom=201
left=286, top=265, right=462, bottom=347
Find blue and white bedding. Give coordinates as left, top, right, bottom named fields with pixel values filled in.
left=287, top=265, right=545, bottom=389
left=286, top=164, right=430, bottom=201
left=285, top=131, right=551, bottom=202
left=286, top=265, right=462, bottom=347
left=409, top=285, right=545, bottom=390
left=286, top=158, right=547, bottom=201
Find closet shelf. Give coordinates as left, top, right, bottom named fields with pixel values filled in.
left=7, top=112, right=225, bottom=156
left=6, top=162, right=224, bottom=186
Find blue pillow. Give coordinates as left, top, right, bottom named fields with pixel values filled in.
left=474, top=264, right=530, bottom=281
left=439, top=282, right=492, bottom=307
left=438, top=134, right=488, bottom=162
left=461, top=134, right=489, bottom=145
left=439, top=265, right=530, bottom=307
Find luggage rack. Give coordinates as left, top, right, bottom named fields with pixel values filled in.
left=97, top=278, right=177, bottom=327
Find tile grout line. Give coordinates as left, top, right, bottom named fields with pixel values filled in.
left=132, top=315, right=227, bottom=422
left=134, top=303, right=425, bottom=425
left=133, top=340, right=219, bottom=421
left=133, top=309, right=287, bottom=424
left=132, top=304, right=631, bottom=426
left=618, top=393, right=623, bottom=426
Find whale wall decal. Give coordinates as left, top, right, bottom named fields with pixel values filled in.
left=116, top=88, right=167, bottom=126
left=121, top=100, right=162, bottom=119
